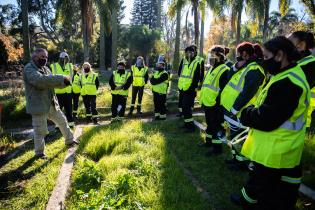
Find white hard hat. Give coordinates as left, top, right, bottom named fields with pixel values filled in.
left=59, top=52, right=69, bottom=58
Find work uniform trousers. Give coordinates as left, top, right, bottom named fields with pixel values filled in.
left=241, top=162, right=301, bottom=210
left=131, top=86, right=144, bottom=112
left=112, top=94, right=127, bottom=118
left=153, top=91, right=167, bottom=119
left=82, top=95, right=98, bottom=119
left=31, top=105, right=74, bottom=155
left=204, top=104, right=224, bottom=150
left=56, top=93, right=74, bottom=125
left=180, top=90, right=196, bottom=128
left=72, top=93, right=80, bottom=118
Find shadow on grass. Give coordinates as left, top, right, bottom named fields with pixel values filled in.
left=0, top=145, right=66, bottom=198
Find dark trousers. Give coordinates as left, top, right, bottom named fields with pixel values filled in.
left=241, top=162, right=301, bottom=210
left=178, top=89, right=183, bottom=114
left=204, top=105, right=224, bottom=149
left=131, top=86, right=144, bottom=111
left=56, top=93, right=73, bottom=123
left=112, top=94, right=127, bottom=118
left=82, top=95, right=98, bottom=118
left=182, top=90, right=196, bottom=127
left=153, top=91, right=166, bottom=119
left=72, top=93, right=80, bottom=117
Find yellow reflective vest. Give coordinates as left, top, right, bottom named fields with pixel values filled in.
left=178, top=58, right=199, bottom=91
left=199, top=64, right=230, bottom=107
left=111, top=70, right=131, bottom=96
left=72, top=73, right=81, bottom=94
left=50, top=62, right=73, bottom=94
left=221, top=62, right=265, bottom=114
left=298, top=55, right=315, bottom=127
left=131, top=65, right=148, bottom=87
left=81, top=71, right=98, bottom=96
left=242, top=65, right=310, bottom=168
left=152, top=70, right=169, bottom=94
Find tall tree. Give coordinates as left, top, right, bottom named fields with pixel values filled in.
left=300, top=0, right=315, bottom=19
left=21, top=0, right=30, bottom=63
left=111, top=3, right=118, bottom=69
left=131, top=0, right=160, bottom=29
left=81, top=0, right=94, bottom=62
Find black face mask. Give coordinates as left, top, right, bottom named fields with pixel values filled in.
left=236, top=56, right=243, bottom=62
left=262, top=57, right=282, bottom=75
left=84, top=68, right=90, bottom=73
left=37, top=58, right=47, bottom=67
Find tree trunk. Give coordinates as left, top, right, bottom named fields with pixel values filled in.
left=230, top=8, right=236, bottom=39
left=111, top=6, right=118, bottom=70
left=173, top=4, right=181, bottom=72
left=262, top=0, right=270, bottom=42
left=82, top=0, right=93, bottom=62
left=21, top=0, right=30, bottom=63
left=100, top=15, right=106, bottom=72
left=199, top=17, right=204, bottom=56
left=157, top=0, right=162, bottom=29
left=236, top=8, right=242, bottom=45
left=185, top=10, right=190, bottom=45
left=192, top=1, right=199, bottom=46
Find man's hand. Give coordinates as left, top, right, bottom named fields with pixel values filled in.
left=64, top=76, right=71, bottom=86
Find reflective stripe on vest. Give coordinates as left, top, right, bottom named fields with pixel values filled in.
left=241, top=65, right=310, bottom=168
left=81, top=72, right=98, bottom=96
left=72, top=74, right=81, bottom=94
left=199, top=64, right=229, bottom=107
left=51, top=62, right=72, bottom=94
left=112, top=71, right=131, bottom=96
left=178, top=58, right=199, bottom=91
left=132, top=65, right=147, bottom=86
left=152, top=70, right=168, bottom=94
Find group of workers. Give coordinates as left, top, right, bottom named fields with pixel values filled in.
left=23, top=29, right=315, bottom=209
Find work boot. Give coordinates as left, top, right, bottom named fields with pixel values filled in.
left=128, top=106, right=134, bottom=116
left=86, top=116, right=92, bottom=123
left=177, top=112, right=183, bottom=118
left=93, top=118, right=99, bottom=125
left=137, top=106, right=142, bottom=115
left=184, top=124, right=195, bottom=133
left=227, top=160, right=248, bottom=171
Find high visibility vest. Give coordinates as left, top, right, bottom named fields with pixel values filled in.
left=241, top=65, right=310, bottom=168
left=178, top=58, right=199, bottom=91
left=131, top=65, right=148, bottom=87
left=50, top=62, right=73, bottom=94
left=72, top=73, right=81, bottom=94
left=298, top=55, right=315, bottom=127
left=111, top=70, right=131, bottom=96
left=196, top=55, right=204, bottom=65
left=199, top=64, right=230, bottom=107
left=81, top=71, right=98, bottom=96
left=152, top=70, right=169, bottom=94
left=220, top=62, right=265, bottom=114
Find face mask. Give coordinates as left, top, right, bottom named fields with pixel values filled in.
left=84, top=68, right=90, bottom=73
left=37, top=58, right=47, bottom=67
left=136, top=59, right=143, bottom=67
left=117, top=68, right=125, bottom=72
left=209, top=57, right=217, bottom=66
left=236, top=56, right=243, bottom=62
left=262, top=57, right=282, bottom=75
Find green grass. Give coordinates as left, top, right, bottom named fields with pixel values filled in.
left=0, top=134, right=68, bottom=209
left=66, top=120, right=211, bottom=209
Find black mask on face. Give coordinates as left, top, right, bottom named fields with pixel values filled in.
left=262, top=57, right=282, bottom=75
left=84, top=68, right=90, bottom=73
left=236, top=56, right=243, bottom=62
left=37, top=58, right=47, bottom=67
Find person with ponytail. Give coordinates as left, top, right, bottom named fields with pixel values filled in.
left=288, top=31, right=315, bottom=131
left=231, top=36, right=309, bottom=210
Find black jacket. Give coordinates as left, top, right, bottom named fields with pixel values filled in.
left=240, top=63, right=303, bottom=131
left=299, top=50, right=315, bottom=88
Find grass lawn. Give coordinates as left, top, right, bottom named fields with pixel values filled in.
left=66, top=120, right=212, bottom=209
left=0, top=133, right=68, bottom=209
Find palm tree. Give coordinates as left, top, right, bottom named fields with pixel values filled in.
left=21, top=0, right=30, bottom=63
left=268, top=8, right=298, bottom=36
left=300, top=0, right=315, bottom=19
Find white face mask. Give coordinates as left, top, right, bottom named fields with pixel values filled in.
left=136, top=58, right=144, bottom=67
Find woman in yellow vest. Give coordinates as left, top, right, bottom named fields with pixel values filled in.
left=72, top=65, right=81, bottom=120
left=81, top=62, right=99, bottom=124
left=230, top=36, right=309, bottom=210
left=150, top=55, right=169, bottom=120
left=288, top=31, right=315, bottom=133
left=221, top=42, right=266, bottom=170
left=50, top=52, right=75, bottom=127
left=109, top=61, right=133, bottom=122
left=198, top=46, right=230, bottom=155
left=128, top=56, right=148, bottom=116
